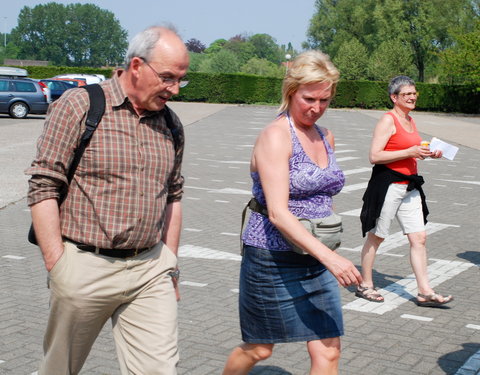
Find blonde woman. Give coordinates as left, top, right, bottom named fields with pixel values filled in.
left=222, top=51, right=361, bottom=375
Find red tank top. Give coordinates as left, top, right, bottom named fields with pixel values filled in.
left=384, top=112, right=421, bottom=178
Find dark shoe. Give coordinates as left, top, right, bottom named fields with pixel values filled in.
left=416, top=292, right=453, bottom=307
left=355, top=285, right=384, bottom=303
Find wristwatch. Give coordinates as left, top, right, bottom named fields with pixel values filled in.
left=168, top=269, right=180, bottom=281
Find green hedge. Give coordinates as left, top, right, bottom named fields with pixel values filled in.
left=10, top=65, right=478, bottom=113
left=178, top=73, right=479, bottom=113
left=176, top=72, right=283, bottom=104
left=333, top=80, right=388, bottom=109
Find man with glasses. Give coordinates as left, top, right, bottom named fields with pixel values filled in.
left=26, top=26, right=189, bottom=374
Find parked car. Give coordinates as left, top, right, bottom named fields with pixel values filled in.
left=50, top=77, right=87, bottom=87
left=0, top=66, right=52, bottom=105
left=0, top=77, right=49, bottom=118
left=0, top=66, right=28, bottom=78
left=39, top=79, right=76, bottom=101
left=53, top=74, right=104, bottom=84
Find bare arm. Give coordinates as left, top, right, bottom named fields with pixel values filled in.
left=162, top=200, right=182, bottom=255
left=31, top=199, right=64, bottom=272
left=254, top=120, right=361, bottom=287
left=369, top=114, right=432, bottom=164
left=161, top=200, right=182, bottom=300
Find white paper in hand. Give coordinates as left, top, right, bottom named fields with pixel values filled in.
left=429, top=137, right=459, bottom=160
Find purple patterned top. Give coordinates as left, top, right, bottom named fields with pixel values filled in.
left=242, top=114, right=345, bottom=251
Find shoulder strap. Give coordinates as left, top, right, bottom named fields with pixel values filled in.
left=60, top=84, right=105, bottom=203
left=29, top=84, right=106, bottom=244
left=163, top=105, right=179, bottom=152
left=65, top=84, right=105, bottom=184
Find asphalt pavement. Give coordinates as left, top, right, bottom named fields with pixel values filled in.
left=0, top=103, right=479, bottom=375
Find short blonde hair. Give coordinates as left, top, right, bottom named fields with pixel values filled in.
left=279, top=50, right=339, bottom=113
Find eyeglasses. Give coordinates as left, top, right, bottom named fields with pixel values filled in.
left=140, top=58, right=189, bottom=88
left=398, top=91, right=419, bottom=98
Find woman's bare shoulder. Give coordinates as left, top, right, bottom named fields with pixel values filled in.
left=379, top=112, right=395, bottom=125
left=258, top=115, right=290, bottom=141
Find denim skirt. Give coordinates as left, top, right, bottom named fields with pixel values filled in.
left=239, top=245, right=344, bottom=343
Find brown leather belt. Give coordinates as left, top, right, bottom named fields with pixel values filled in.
left=66, top=238, right=152, bottom=258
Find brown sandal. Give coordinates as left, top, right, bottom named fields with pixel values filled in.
left=355, top=286, right=384, bottom=303
left=416, top=292, right=453, bottom=307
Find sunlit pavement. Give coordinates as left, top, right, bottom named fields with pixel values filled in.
left=0, top=105, right=479, bottom=374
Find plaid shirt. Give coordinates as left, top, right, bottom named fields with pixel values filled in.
left=26, top=72, right=184, bottom=249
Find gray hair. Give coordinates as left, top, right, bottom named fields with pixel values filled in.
left=388, top=75, right=416, bottom=96
left=125, top=25, right=179, bottom=69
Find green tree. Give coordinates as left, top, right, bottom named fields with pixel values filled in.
left=204, top=39, right=228, bottom=54
left=10, top=2, right=127, bottom=67
left=437, top=21, right=480, bottom=85
left=188, top=52, right=209, bottom=72
left=306, top=0, right=479, bottom=81
left=368, top=39, right=415, bottom=81
left=198, top=49, right=241, bottom=73
left=224, top=37, right=256, bottom=65
left=249, top=33, right=283, bottom=64
left=333, top=38, right=368, bottom=80
left=240, top=57, right=284, bottom=78
left=305, top=0, right=377, bottom=57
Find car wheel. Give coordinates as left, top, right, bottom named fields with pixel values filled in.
left=9, top=101, right=29, bottom=119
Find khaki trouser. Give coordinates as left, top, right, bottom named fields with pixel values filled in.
left=39, top=240, right=179, bottom=375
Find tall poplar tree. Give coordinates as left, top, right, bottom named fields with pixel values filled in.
left=305, top=0, right=479, bottom=81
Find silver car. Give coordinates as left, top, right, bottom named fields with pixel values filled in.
left=0, top=77, right=50, bottom=119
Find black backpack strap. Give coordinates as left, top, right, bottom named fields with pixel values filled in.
left=163, top=105, right=179, bottom=152
left=29, top=84, right=105, bottom=244
left=65, top=84, right=105, bottom=184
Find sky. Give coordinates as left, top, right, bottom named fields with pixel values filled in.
left=2, top=0, right=317, bottom=51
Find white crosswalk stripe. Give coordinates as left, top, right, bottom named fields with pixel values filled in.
left=343, top=259, right=474, bottom=315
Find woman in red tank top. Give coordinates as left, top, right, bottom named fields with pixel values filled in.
left=356, top=76, right=452, bottom=307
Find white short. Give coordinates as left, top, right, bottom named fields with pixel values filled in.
left=370, top=183, right=425, bottom=239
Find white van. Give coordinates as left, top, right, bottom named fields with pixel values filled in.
left=54, top=74, right=104, bottom=85
left=0, top=67, right=28, bottom=78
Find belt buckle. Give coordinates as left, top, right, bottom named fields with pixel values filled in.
left=133, top=248, right=139, bottom=257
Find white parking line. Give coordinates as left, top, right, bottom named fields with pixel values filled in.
left=340, top=182, right=368, bottom=193
left=180, top=281, right=208, bottom=287
left=340, top=222, right=459, bottom=255
left=401, top=314, right=433, bottom=322
left=339, top=208, right=361, bottom=216
left=179, top=244, right=242, bottom=261
left=336, top=156, right=360, bottom=162
left=466, top=324, right=480, bottom=330
left=197, top=158, right=250, bottom=164
left=343, top=259, right=474, bottom=315
left=185, top=186, right=251, bottom=195
left=2, top=255, right=25, bottom=260
left=343, top=167, right=371, bottom=175
left=438, top=179, right=480, bottom=185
